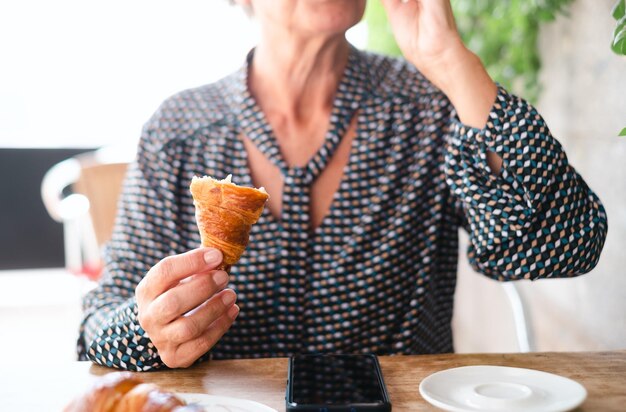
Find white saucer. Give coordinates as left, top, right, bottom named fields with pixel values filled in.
left=176, top=393, right=277, bottom=412
left=419, top=365, right=586, bottom=412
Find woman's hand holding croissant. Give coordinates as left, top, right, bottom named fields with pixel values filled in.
left=136, top=248, right=239, bottom=368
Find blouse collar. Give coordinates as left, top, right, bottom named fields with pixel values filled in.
left=224, top=44, right=374, bottom=114
left=223, top=45, right=374, bottom=180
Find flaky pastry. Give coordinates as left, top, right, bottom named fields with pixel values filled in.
left=64, top=372, right=201, bottom=412
left=190, top=175, right=269, bottom=271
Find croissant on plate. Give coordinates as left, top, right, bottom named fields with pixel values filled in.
left=189, top=175, right=269, bottom=271
left=64, top=372, right=203, bottom=412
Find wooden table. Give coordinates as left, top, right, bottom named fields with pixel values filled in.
left=3, top=351, right=625, bottom=411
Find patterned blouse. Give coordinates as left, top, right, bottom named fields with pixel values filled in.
left=78, top=47, right=607, bottom=371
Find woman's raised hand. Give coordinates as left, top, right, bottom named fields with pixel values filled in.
left=381, top=0, right=464, bottom=83
left=135, top=248, right=239, bottom=368
left=380, top=0, right=498, bottom=131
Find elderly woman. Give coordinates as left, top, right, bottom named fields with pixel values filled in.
left=78, top=0, right=607, bottom=371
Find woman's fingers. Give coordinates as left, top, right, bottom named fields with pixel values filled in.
left=379, top=0, right=465, bottom=84
left=134, top=248, right=237, bottom=369
left=163, top=289, right=238, bottom=345
left=170, top=305, right=240, bottom=368
left=137, top=247, right=223, bottom=301
left=149, top=270, right=229, bottom=325
left=150, top=289, right=238, bottom=368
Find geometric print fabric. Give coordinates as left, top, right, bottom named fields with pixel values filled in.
left=78, top=47, right=607, bottom=371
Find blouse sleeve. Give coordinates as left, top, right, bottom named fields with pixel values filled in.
left=445, top=86, right=608, bottom=281
left=77, top=116, right=183, bottom=371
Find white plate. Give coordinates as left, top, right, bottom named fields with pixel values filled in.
left=419, top=365, right=586, bottom=412
left=177, top=393, right=278, bottom=412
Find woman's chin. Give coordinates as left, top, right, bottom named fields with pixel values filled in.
left=298, top=16, right=363, bottom=37
left=296, top=1, right=365, bottom=35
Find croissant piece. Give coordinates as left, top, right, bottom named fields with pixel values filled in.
left=190, top=175, right=269, bottom=271
left=115, top=383, right=186, bottom=412
left=64, top=372, right=203, bottom=412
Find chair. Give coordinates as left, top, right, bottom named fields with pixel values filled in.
left=502, top=282, right=535, bottom=352
left=41, top=146, right=135, bottom=280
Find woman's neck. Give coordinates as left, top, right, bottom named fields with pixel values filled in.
left=249, top=30, right=350, bottom=122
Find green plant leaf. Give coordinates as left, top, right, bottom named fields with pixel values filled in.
left=613, top=16, right=626, bottom=55
left=619, top=127, right=626, bottom=137
left=612, top=0, right=626, bottom=20
left=614, top=30, right=626, bottom=54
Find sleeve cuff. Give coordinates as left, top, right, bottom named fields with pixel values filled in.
left=449, top=85, right=517, bottom=173
left=86, top=298, right=164, bottom=371
left=445, top=86, right=537, bottom=250
left=448, top=85, right=533, bottom=207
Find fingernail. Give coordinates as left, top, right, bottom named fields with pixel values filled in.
left=228, top=304, right=240, bottom=320
left=204, top=249, right=221, bottom=266
left=221, top=290, right=236, bottom=306
left=213, top=270, right=228, bottom=287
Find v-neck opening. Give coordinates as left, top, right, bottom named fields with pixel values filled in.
left=309, top=112, right=362, bottom=235
left=232, top=45, right=374, bottom=236
left=238, top=111, right=363, bottom=235
left=238, top=46, right=364, bottom=183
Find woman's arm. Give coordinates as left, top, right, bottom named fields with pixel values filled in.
left=79, top=104, right=238, bottom=370
left=78, top=141, right=174, bottom=370
left=382, top=0, right=608, bottom=279
left=445, top=87, right=607, bottom=280
left=381, top=0, right=501, bottom=170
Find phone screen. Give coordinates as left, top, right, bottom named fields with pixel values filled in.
left=289, top=354, right=388, bottom=405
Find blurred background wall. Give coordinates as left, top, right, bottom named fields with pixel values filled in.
left=453, top=0, right=626, bottom=352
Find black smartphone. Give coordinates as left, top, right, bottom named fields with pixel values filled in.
left=286, top=354, right=392, bottom=411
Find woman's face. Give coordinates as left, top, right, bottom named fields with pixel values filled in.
left=240, top=0, right=366, bottom=37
